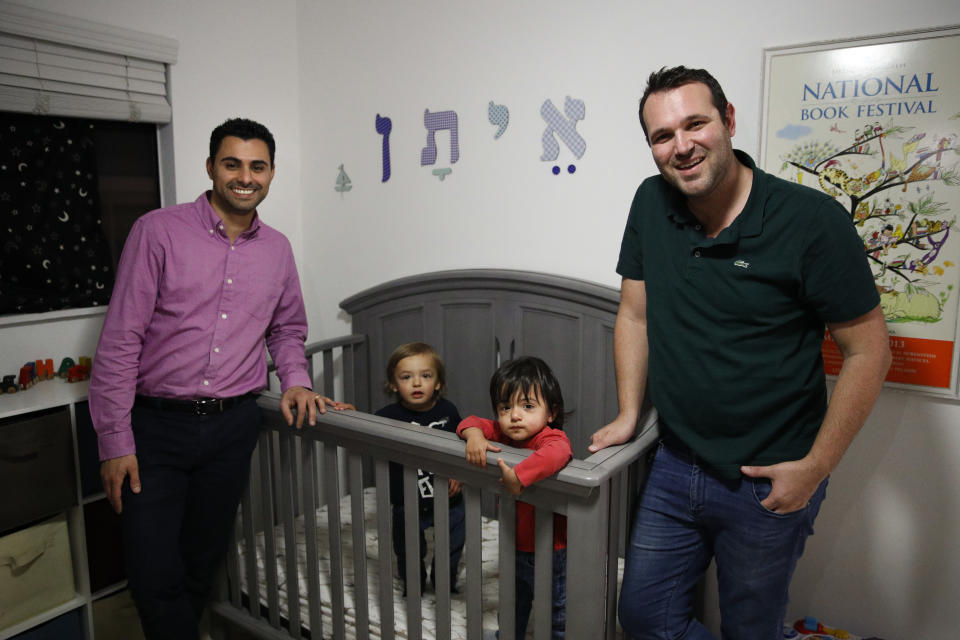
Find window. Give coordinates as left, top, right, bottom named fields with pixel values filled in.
left=0, top=4, right=176, bottom=316
left=0, top=112, right=161, bottom=314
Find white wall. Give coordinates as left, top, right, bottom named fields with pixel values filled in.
left=786, top=389, right=960, bottom=637
left=2, top=1, right=959, bottom=638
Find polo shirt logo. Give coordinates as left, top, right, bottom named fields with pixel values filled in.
left=734, top=260, right=750, bottom=269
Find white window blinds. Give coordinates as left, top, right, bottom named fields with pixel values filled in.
left=0, top=4, right=177, bottom=123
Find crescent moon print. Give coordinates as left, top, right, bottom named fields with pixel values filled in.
left=2, top=112, right=116, bottom=314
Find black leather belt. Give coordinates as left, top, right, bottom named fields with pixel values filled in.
left=134, top=392, right=255, bottom=416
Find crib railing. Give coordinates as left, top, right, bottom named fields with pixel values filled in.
left=213, top=337, right=659, bottom=640
left=265, top=335, right=369, bottom=408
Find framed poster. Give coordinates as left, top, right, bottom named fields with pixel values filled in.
left=760, top=26, right=960, bottom=397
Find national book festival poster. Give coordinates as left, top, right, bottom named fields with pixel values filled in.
left=761, top=28, right=960, bottom=396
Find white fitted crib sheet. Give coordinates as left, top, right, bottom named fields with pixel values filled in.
left=238, top=487, right=502, bottom=639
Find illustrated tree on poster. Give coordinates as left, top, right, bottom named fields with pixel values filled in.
left=779, top=115, right=960, bottom=323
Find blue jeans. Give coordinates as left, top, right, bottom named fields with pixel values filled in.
left=618, top=441, right=827, bottom=640
left=514, top=548, right=566, bottom=640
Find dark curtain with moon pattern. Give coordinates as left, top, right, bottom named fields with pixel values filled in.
left=1, top=113, right=159, bottom=315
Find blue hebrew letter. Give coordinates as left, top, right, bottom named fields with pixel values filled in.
left=420, top=109, right=460, bottom=166
left=540, top=96, right=586, bottom=161
left=375, top=114, right=392, bottom=182
left=488, top=101, right=509, bottom=139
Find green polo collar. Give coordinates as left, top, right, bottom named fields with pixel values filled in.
left=665, top=149, right=766, bottom=247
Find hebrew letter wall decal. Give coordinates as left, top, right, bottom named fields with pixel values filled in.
left=488, top=101, right=509, bottom=139
left=375, top=114, right=392, bottom=182
left=420, top=109, right=460, bottom=166
left=540, top=96, right=586, bottom=161
left=335, top=164, right=352, bottom=193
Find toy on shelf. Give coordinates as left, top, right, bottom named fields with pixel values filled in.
left=57, top=357, right=76, bottom=379
left=35, top=358, right=55, bottom=380
left=18, top=362, right=38, bottom=390
left=67, top=365, right=89, bottom=383
left=0, top=356, right=95, bottom=397
left=66, top=356, right=92, bottom=383
left=1, top=374, right=17, bottom=394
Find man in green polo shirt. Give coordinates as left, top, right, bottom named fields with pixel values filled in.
left=589, top=66, right=891, bottom=639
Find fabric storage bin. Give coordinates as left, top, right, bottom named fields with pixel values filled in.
left=0, top=514, right=76, bottom=631
left=9, top=608, right=83, bottom=640
left=0, top=407, right=77, bottom=534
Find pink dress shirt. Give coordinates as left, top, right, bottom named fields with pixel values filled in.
left=89, top=193, right=311, bottom=460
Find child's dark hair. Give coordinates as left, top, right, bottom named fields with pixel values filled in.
left=383, top=342, right=446, bottom=396
left=489, top=356, right=565, bottom=429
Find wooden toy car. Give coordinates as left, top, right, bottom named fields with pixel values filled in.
left=19, top=363, right=37, bottom=390
left=66, top=364, right=90, bottom=383
left=57, top=357, right=76, bottom=378
left=35, top=358, right=55, bottom=380
left=1, top=375, right=17, bottom=393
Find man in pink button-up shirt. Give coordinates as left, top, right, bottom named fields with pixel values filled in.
left=88, top=118, right=336, bottom=639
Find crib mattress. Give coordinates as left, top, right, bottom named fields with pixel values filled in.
left=237, top=487, right=502, bottom=639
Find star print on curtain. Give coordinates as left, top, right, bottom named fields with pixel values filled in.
left=0, top=113, right=114, bottom=315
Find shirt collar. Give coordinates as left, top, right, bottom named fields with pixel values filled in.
left=197, top=191, right=262, bottom=240
left=731, top=150, right=764, bottom=240
left=664, top=149, right=766, bottom=243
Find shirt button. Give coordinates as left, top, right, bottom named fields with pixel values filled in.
left=226, top=278, right=233, bottom=284
left=213, top=347, right=220, bottom=353
left=230, top=246, right=235, bottom=251
left=203, top=380, right=210, bottom=386
left=694, top=250, right=701, bottom=258
left=209, top=229, right=215, bottom=234
left=221, top=313, right=228, bottom=319
left=695, top=224, right=702, bottom=230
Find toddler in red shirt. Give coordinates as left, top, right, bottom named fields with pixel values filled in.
left=457, top=356, right=572, bottom=640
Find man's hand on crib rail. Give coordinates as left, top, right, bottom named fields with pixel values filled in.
left=588, top=413, right=638, bottom=453
left=281, top=386, right=353, bottom=428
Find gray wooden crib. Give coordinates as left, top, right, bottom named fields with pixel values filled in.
left=209, top=270, right=659, bottom=640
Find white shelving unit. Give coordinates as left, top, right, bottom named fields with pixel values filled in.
left=0, top=380, right=98, bottom=640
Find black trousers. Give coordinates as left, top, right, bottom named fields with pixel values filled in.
left=121, top=396, right=260, bottom=640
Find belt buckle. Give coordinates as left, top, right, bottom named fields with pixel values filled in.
left=194, top=398, right=218, bottom=416
left=194, top=401, right=205, bottom=416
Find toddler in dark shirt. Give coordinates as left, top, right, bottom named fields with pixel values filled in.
left=374, top=342, right=465, bottom=596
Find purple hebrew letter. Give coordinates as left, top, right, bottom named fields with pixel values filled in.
left=375, top=114, right=392, bottom=182
left=540, top=96, right=586, bottom=161
left=420, top=109, right=460, bottom=166
left=488, top=101, right=509, bottom=139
